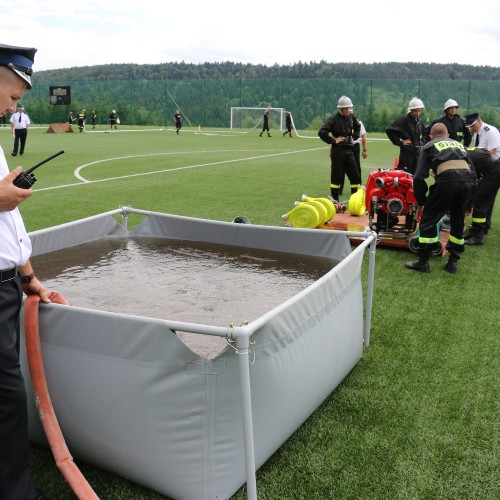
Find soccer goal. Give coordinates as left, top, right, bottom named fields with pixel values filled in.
left=230, top=107, right=286, bottom=131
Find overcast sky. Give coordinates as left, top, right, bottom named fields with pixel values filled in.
left=3, top=0, right=499, bottom=71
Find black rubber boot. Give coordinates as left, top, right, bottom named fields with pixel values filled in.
left=444, top=256, right=458, bottom=274
left=464, top=226, right=484, bottom=246
left=405, top=259, right=430, bottom=273
left=465, top=236, right=484, bottom=246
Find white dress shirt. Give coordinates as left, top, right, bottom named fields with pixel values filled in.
left=476, top=122, right=500, bottom=159
left=10, top=111, right=31, bottom=130
left=0, top=145, right=32, bottom=268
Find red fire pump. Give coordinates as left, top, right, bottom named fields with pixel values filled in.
left=365, top=168, right=443, bottom=254
left=365, top=168, right=422, bottom=239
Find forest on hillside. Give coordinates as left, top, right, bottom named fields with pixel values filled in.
left=35, top=61, right=500, bottom=83
left=19, top=61, right=500, bottom=132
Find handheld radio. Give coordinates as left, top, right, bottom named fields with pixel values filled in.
left=13, top=149, right=65, bottom=189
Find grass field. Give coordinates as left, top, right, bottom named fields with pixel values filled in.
left=1, top=124, right=498, bottom=499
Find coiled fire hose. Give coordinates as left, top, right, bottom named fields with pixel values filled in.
left=24, top=292, right=100, bottom=500
left=282, top=195, right=337, bottom=228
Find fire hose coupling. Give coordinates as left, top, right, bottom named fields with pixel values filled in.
left=386, top=198, right=405, bottom=215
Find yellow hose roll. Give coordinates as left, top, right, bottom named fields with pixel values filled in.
left=301, top=195, right=336, bottom=221
left=348, top=188, right=366, bottom=216
left=315, top=198, right=336, bottom=221
left=288, top=204, right=322, bottom=228
left=304, top=200, right=328, bottom=225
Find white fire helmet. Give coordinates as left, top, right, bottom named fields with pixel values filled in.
left=444, top=99, right=459, bottom=111
left=337, top=95, right=353, bottom=108
left=408, top=97, right=425, bottom=110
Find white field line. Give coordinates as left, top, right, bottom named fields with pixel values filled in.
left=34, top=147, right=326, bottom=192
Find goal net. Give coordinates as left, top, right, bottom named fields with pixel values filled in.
left=230, top=107, right=286, bottom=131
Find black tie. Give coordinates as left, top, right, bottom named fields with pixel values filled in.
left=475, top=134, right=480, bottom=147
left=18, top=113, right=22, bottom=123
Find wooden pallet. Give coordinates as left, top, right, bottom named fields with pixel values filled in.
left=319, top=212, right=450, bottom=255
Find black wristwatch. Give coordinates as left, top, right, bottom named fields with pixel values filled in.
left=21, top=272, right=35, bottom=283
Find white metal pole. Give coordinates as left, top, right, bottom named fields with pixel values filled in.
left=236, top=333, right=257, bottom=500
left=363, top=232, right=377, bottom=346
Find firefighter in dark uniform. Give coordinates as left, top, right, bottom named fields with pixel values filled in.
left=283, top=112, right=292, bottom=137
left=90, top=109, right=97, bottom=128
left=77, top=108, right=85, bottom=132
left=386, top=97, right=426, bottom=175
left=174, top=109, right=182, bottom=135
left=259, top=109, right=271, bottom=137
left=424, top=99, right=472, bottom=146
left=405, top=122, right=476, bottom=274
left=318, top=95, right=361, bottom=201
left=464, top=147, right=500, bottom=246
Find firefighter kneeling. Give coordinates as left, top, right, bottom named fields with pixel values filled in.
left=405, top=123, right=476, bottom=274
left=465, top=148, right=500, bottom=246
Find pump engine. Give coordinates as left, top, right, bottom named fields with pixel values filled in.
left=365, top=168, right=422, bottom=238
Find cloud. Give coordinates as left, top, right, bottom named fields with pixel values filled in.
left=3, top=0, right=499, bottom=70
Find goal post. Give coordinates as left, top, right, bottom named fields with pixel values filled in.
left=230, top=107, right=286, bottom=131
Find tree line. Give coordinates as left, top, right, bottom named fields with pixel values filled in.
left=35, top=61, right=500, bottom=83
left=21, top=62, right=500, bottom=132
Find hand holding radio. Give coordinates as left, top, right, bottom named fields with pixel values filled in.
left=13, top=150, right=65, bottom=189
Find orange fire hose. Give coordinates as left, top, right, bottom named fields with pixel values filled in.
left=24, top=292, right=100, bottom=500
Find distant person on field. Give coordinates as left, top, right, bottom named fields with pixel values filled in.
left=318, top=95, right=361, bottom=201
left=424, top=99, right=471, bottom=146
left=386, top=97, right=426, bottom=175
left=283, top=112, right=292, bottom=137
left=259, top=109, right=271, bottom=137
left=405, top=123, right=476, bottom=274
left=109, top=109, right=118, bottom=129
left=90, top=109, right=97, bottom=129
left=67, top=110, right=73, bottom=125
left=174, top=109, right=182, bottom=135
left=10, top=103, right=30, bottom=156
left=77, top=108, right=86, bottom=133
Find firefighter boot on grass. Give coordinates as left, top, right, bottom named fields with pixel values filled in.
left=444, top=256, right=458, bottom=274
left=464, top=225, right=484, bottom=246
left=405, top=257, right=430, bottom=273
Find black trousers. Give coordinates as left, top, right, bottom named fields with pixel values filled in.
left=330, top=147, right=361, bottom=199
left=472, top=165, right=500, bottom=230
left=339, top=143, right=362, bottom=192
left=397, top=147, right=420, bottom=175
left=0, top=276, right=38, bottom=499
left=12, top=129, right=28, bottom=155
left=418, top=172, right=476, bottom=260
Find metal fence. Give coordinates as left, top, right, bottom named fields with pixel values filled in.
left=20, top=78, right=500, bottom=132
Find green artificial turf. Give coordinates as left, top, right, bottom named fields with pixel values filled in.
left=1, top=124, right=497, bottom=499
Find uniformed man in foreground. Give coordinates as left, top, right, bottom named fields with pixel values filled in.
left=0, top=43, right=50, bottom=500
left=405, top=123, right=476, bottom=274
